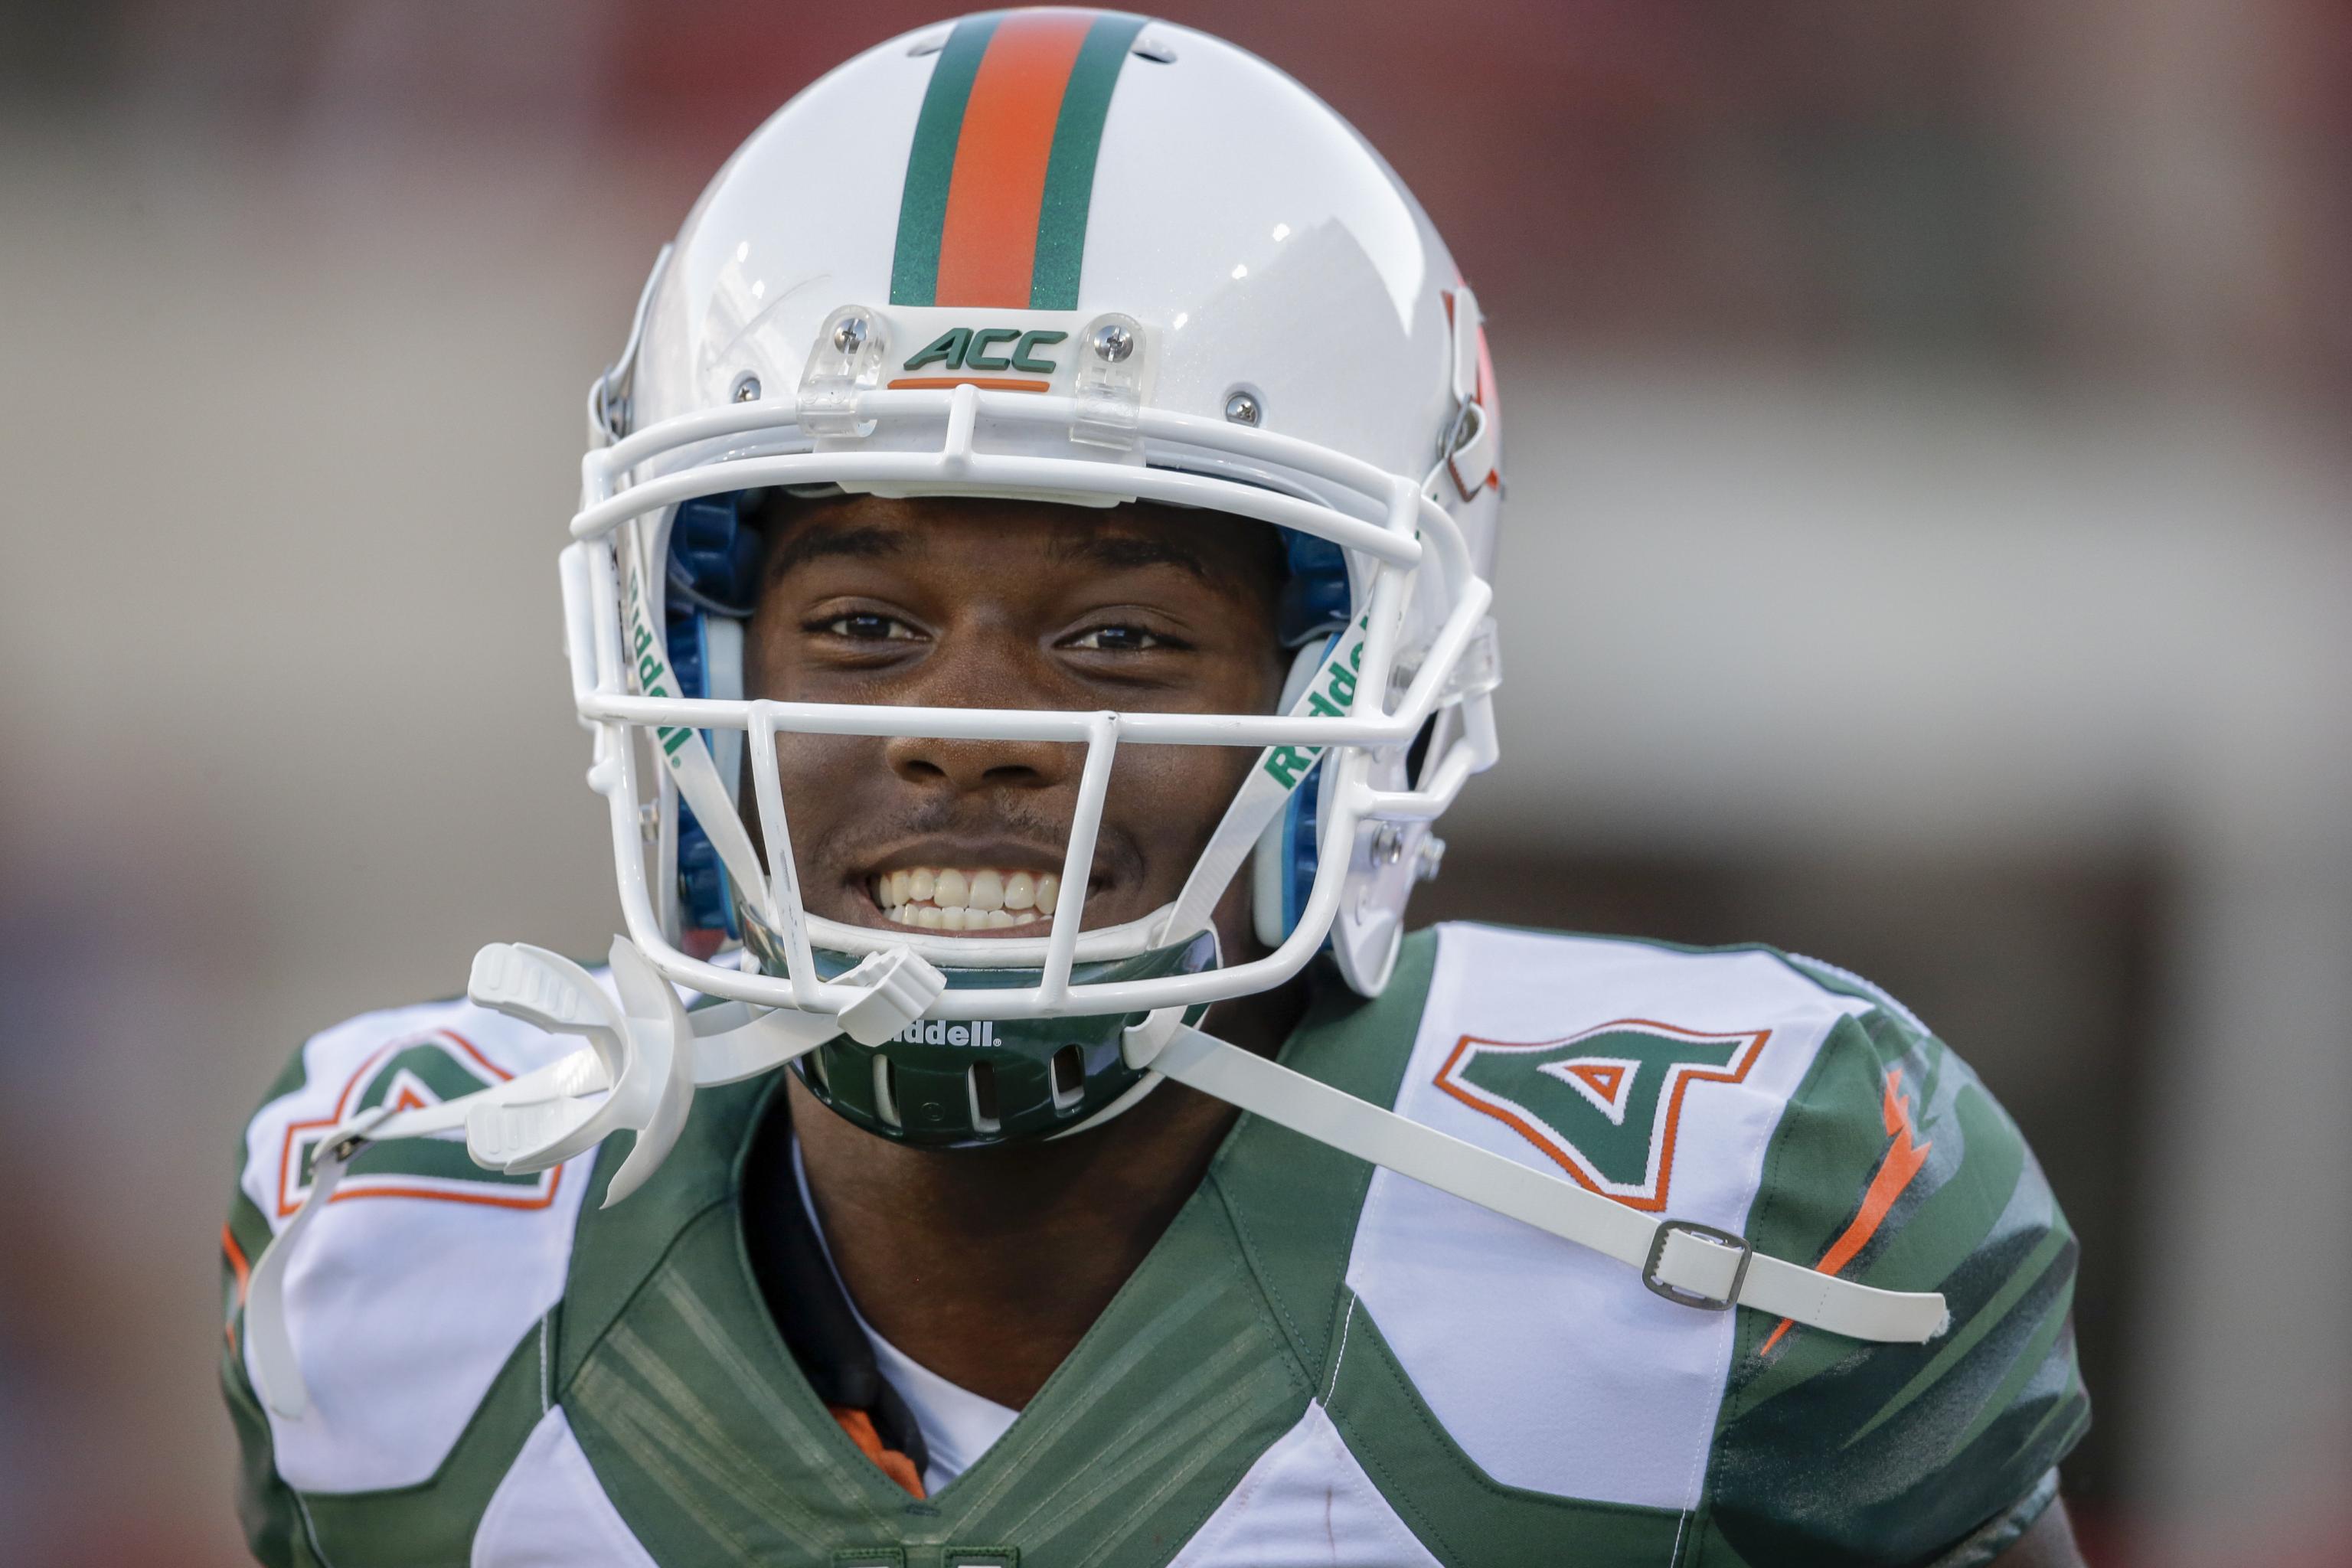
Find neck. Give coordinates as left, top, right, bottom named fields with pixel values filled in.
left=784, top=975, right=1307, bottom=1409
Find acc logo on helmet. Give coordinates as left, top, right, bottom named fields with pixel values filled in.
left=904, top=326, right=1069, bottom=375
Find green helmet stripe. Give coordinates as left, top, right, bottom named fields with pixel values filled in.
left=1030, top=12, right=1149, bottom=309
left=889, top=12, right=1001, bottom=308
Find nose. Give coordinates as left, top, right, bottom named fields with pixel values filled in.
left=884, top=732, right=1071, bottom=792
left=879, top=629, right=1075, bottom=794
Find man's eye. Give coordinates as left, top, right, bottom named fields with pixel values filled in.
left=1066, top=623, right=1169, bottom=652
left=818, top=612, right=920, bottom=642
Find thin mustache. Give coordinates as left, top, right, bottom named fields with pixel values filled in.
left=799, top=799, right=1144, bottom=886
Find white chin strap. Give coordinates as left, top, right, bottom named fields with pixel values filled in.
left=245, top=938, right=1945, bottom=1421
left=1128, top=1022, right=1950, bottom=1347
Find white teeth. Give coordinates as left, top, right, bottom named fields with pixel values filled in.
left=867, top=866, right=1065, bottom=930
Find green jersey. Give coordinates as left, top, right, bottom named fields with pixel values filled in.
left=221, top=923, right=2086, bottom=1566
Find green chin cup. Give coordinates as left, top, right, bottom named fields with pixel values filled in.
left=738, top=921, right=1220, bottom=1148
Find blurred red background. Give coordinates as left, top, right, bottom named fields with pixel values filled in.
left=3, top=2, right=2347, bottom=1564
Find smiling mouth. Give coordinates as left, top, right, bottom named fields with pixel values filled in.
left=870, top=864, right=1063, bottom=933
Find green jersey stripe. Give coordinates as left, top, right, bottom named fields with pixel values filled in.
left=1943, top=1273, right=2079, bottom=1460
left=1844, top=1221, right=2069, bottom=1449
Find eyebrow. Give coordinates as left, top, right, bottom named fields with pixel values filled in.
left=1048, top=531, right=1227, bottom=586
left=763, top=523, right=909, bottom=583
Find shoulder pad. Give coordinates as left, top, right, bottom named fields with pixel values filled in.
left=1342, top=924, right=1877, bottom=1509
left=1331, top=924, right=2082, bottom=1559
left=234, top=988, right=603, bottom=1494
left=1710, top=974, right=2086, bottom=1563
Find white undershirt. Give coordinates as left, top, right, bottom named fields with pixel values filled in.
left=791, top=1138, right=1019, bottom=1494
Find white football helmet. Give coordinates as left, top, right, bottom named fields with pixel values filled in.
left=567, top=8, right=1502, bottom=1140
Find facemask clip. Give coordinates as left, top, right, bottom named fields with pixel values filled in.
left=797, top=304, right=891, bottom=438
left=1070, top=312, right=1148, bottom=452
left=833, top=944, right=949, bottom=1045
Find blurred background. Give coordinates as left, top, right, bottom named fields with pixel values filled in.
left=2, top=2, right=2347, bottom=1563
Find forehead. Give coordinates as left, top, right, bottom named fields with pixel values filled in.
left=752, top=491, right=1285, bottom=596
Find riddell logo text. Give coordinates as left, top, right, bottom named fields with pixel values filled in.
left=903, top=327, right=1068, bottom=375
left=890, top=1018, right=1002, bottom=1048
left=1263, top=616, right=1370, bottom=787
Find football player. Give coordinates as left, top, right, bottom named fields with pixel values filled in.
left=220, top=13, right=2090, bottom=1565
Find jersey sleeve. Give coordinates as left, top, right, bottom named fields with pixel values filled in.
left=1700, top=969, right=2090, bottom=1567
left=217, top=1001, right=602, bottom=1564
left=221, top=1051, right=314, bottom=1567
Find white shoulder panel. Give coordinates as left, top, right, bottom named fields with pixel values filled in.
left=1165, top=1402, right=1440, bottom=1568
left=1343, top=924, right=1868, bottom=1511
left=474, top=1406, right=659, bottom=1568
left=238, top=989, right=601, bottom=1494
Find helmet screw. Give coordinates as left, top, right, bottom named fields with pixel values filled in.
left=1092, top=322, right=1135, bottom=362
left=1223, top=389, right=1261, bottom=426
left=731, top=374, right=762, bottom=403
left=1370, top=823, right=1406, bottom=866
left=831, top=315, right=869, bottom=354
left=1416, top=835, right=1446, bottom=882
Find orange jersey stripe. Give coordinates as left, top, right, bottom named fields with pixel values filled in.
left=934, top=10, right=1096, bottom=307
left=1759, top=1068, right=1933, bottom=1356
left=221, top=1223, right=252, bottom=1350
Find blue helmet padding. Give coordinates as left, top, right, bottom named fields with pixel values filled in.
left=1277, top=531, right=1349, bottom=647
left=666, top=491, right=760, bottom=939
left=668, top=607, right=740, bottom=939
left=669, top=492, right=764, bottom=613
left=1269, top=543, right=1347, bottom=939
left=675, top=806, right=737, bottom=938
left=1279, top=756, right=1323, bottom=939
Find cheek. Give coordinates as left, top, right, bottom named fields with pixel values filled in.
left=1106, top=734, right=1257, bottom=857
left=744, top=609, right=795, bottom=698
left=1103, top=645, right=1284, bottom=860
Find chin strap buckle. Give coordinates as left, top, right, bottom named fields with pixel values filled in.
left=1643, top=1220, right=1753, bottom=1312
